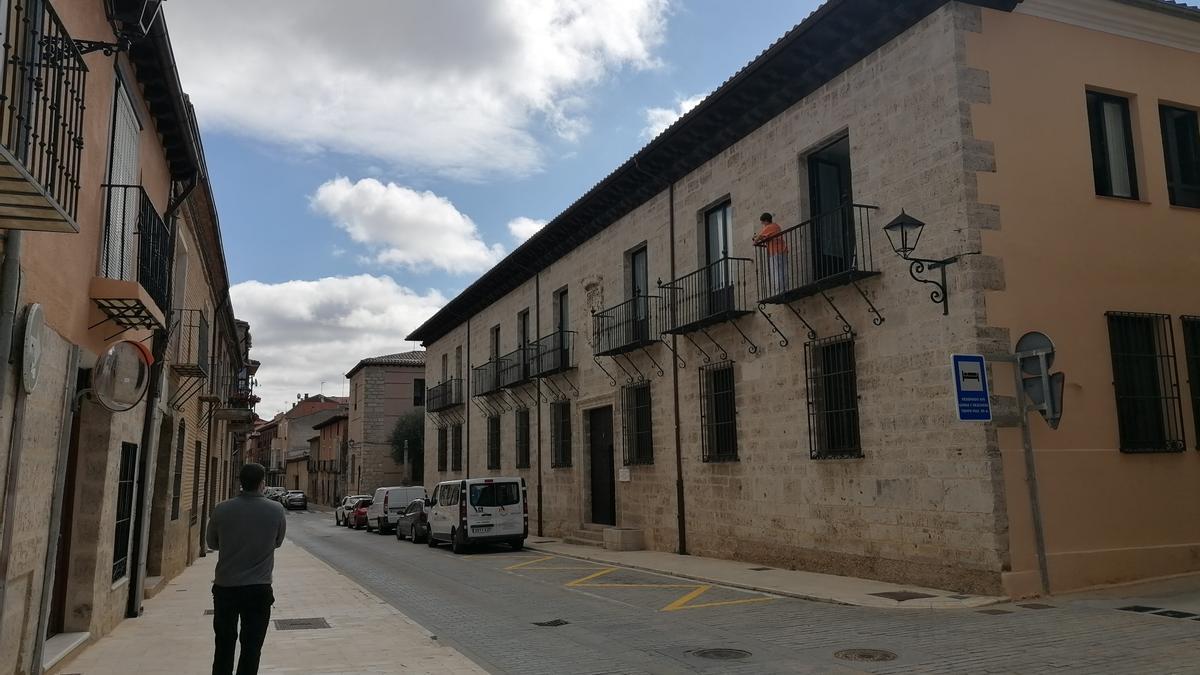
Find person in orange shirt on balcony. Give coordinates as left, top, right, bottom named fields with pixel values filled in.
left=753, top=212, right=789, bottom=297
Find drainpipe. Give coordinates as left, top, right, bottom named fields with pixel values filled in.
left=126, top=331, right=167, bottom=618
left=0, top=231, right=25, bottom=636
left=668, top=182, right=687, bottom=555
left=465, top=317, right=471, bottom=479
left=534, top=272, right=543, bottom=536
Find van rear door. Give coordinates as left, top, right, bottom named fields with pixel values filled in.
left=465, top=480, right=523, bottom=537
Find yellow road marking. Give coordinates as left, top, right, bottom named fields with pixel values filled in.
left=660, top=585, right=711, bottom=611
left=566, top=567, right=618, bottom=586
left=670, top=596, right=773, bottom=611
left=505, top=555, right=555, bottom=570
left=583, top=583, right=696, bottom=589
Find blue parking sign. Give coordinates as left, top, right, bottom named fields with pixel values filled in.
left=952, top=354, right=991, bottom=422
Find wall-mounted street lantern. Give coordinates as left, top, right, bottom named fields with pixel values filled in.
left=883, top=210, right=979, bottom=316
left=71, top=0, right=165, bottom=57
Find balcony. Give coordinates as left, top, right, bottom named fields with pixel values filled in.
left=497, top=346, right=531, bottom=389
left=660, top=257, right=754, bottom=335
left=0, top=0, right=87, bottom=233
left=426, top=378, right=464, bottom=412
left=90, top=185, right=173, bottom=330
left=472, top=360, right=500, bottom=396
left=593, top=295, right=664, bottom=357
left=529, top=330, right=575, bottom=378
left=168, top=309, right=209, bottom=378
left=755, top=203, right=880, bottom=305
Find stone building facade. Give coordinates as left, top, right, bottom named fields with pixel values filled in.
left=346, top=351, right=426, bottom=494
left=312, top=414, right=349, bottom=506
left=410, top=0, right=1200, bottom=597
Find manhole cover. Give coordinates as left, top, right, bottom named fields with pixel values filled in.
left=1118, top=605, right=1161, bottom=613
left=977, top=609, right=1011, bottom=615
left=274, top=617, right=330, bottom=630
left=1018, top=603, right=1055, bottom=610
left=870, top=591, right=936, bottom=602
left=693, top=648, right=751, bottom=661
left=834, top=649, right=897, bottom=662
left=747, top=567, right=773, bottom=571
left=533, top=618, right=569, bottom=627
left=533, top=540, right=556, bottom=544
left=1153, top=610, right=1197, bottom=619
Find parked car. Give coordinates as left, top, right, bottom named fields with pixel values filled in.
left=335, top=495, right=370, bottom=526
left=394, top=498, right=429, bottom=542
left=349, top=498, right=372, bottom=529
left=366, top=486, right=426, bottom=534
left=283, top=490, right=307, bottom=510
left=426, top=478, right=526, bottom=553
left=265, top=486, right=287, bottom=502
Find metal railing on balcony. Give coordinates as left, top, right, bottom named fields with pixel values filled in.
left=426, top=378, right=464, bottom=412
left=593, top=295, right=664, bottom=357
left=168, top=309, right=209, bottom=378
left=529, top=330, right=575, bottom=378
left=660, top=257, right=754, bottom=334
left=755, top=203, right=880, bottom=305
left=100, top=184, right=174, bottom=314
left=473, top=360, right=501, bottom=396
left=0, top=0, right=87, bottom=232
left=497, top=346, right=531, bottom=388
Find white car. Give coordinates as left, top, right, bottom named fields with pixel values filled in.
left=366, top=486, right=426, bottom=534
left=426, top=478, right=527, bottom=553
left=336, top=495, right=370, bottom=526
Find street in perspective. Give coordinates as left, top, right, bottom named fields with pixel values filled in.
left=1, top=1, right=1199, bottom=674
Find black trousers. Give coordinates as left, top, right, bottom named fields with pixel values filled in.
left=212, top=584, right=274, bottom=675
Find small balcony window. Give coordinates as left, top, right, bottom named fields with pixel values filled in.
left=1087, top=91, right=1139, bottom=200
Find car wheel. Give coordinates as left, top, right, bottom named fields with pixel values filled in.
left=427, top=530, right=438, bottom=548
left=395, top=524, right=405, bottom=541
left=451, top=528, right=466, bottom=555
left=510, top=539, right=524, bottom=551
left=377, top=519, right=387, bottom=535
left=410, top=525, right=419, bottom=543
left=365, top=519, right=374, bottom=532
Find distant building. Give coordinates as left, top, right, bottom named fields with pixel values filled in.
left=312, top=413, right=349, bottom=506
left=346, top=351, right=426, bottom=493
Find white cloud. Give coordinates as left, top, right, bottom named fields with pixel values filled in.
left=312, top=177, right=504, bottom=274
left=165, top=1, right=670, bottom=179
left=642, top=94, right=705, bottom=139
left=507, top=217, right=548, bottom=243
left=232, top=275, right=446, bottom=417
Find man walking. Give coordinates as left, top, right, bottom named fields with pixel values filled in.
left=207, top=462, right=286, bottom=675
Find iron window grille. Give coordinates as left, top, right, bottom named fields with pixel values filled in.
left=515, top=408, right=531, bottom=469
left=699, top=362, right=738, bottom=462
left=1159, top=105, right=1200, bottom=208
left=621, top=382, right=653, bottom=465
left=170, top=421, right=184, bottom=520
left=805, top=334, right=863, bottom=459
left=112, top=441, right=138, bottom=581
left=1086, top=91, right=1139, bottom=200
left=189, top=440, right=200, bottom=525
left=550, top=400, right=573, bottom=468
left=1105, top=312, right=1185, bottom=452
left=486, top=415, right=501, bottom=470
left=1181, top=316, right=1200, bottom=449
left=436, top=427, right=448, bottom=471
left=451, top=424, right=463, bottom=471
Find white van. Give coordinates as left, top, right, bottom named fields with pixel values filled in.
left=427, top=477, right=527, bottom=553
left=366, top=485, right=427, bottom=534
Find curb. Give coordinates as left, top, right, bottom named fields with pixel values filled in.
left=525, top=543, right=1003, bottom=610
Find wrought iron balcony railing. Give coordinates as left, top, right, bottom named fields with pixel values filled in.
left=593, top=295, right=664, bottom=357
left=755, top=203, right=880, bottom=305
left=0, top=0, right=87, bottom=232
left=168, top=308, right=209, bottom=378
left=426, top=378, right=464, bottom=412
left=497, top=346, right=531, bottom=388
left=660, top=257, right=754, bottom=334
left=473, top=360, right=501, bottom=396
left=99, top=184, right=174, bottom=314
left=529, top=330, right=575, bottom=378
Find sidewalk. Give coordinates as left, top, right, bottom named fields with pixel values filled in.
left=57, top=541, right=483, bottom=675
left=527, top=538, right=1003, bottom=609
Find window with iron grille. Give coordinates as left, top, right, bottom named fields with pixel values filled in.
left=805, top=335, right=862, bottom=459
left=190, top=440, right=201, bottom=525
left=550, top=400, right=572, bottom=468
left=112, top=442, right=138, bottom=581
left=1105, top=312, right=1185, bottom=452
left=451, top=424, right=463, bottom=471
left=621, top=382, right=653, bottom=465
left=486, top=415, right=501, bottom=470
left=170, top=421, right=185, bottom=520
left=515, top=408, right=531, bottom=469
left=1180, top=316, right=1199, bottom=449
left=437, top=427, right=448, bottom=471
left=413, top=378, right=426, bottom=407
left=699, top=362, right=737, bottom=462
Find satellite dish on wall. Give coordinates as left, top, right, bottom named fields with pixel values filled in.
left=92, top=340, right=152, bottom=412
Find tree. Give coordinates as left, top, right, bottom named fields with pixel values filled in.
left=389, top=410, right=425, bottom=466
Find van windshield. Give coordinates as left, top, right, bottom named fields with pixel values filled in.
left=469, top=482, right=520, bottom=507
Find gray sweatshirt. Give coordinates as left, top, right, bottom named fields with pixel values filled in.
left=206, top=491, right=287, bottom=587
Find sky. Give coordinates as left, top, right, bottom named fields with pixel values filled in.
left=163, top=0, right=824, bottom=417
